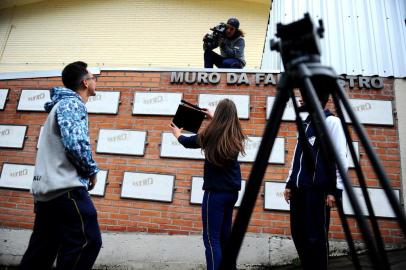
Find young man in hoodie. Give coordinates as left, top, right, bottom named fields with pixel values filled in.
left=20, top=61, right=102, bottom=270
left=283, top=95, right=348, bottom=270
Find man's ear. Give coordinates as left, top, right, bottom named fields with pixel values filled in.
left=82, top=79, right=89, bottom=89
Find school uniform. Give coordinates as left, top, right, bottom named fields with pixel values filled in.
left=178, top=135, right=241, bottom=270
left=285, top=109, right=347, bottom=270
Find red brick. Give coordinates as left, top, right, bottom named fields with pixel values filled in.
left=0, top=72, right=401, bottom=243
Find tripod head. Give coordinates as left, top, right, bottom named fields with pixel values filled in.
left=270, top=13, right=324, bottom=69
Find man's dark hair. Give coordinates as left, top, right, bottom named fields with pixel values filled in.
left=62, top=61, right=89, bottom=91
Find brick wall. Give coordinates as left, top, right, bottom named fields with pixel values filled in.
left=0, top=71, right=403, bottom=243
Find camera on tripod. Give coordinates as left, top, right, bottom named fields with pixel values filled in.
left=203, top=22, right=227, bottom=50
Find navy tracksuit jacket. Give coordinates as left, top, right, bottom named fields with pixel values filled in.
left=286, top=109, right=346, bottom=270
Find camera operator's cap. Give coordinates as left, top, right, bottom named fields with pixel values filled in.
left=227, top=17, right=240, bottom=29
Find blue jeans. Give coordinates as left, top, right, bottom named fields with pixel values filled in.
left=204, top=50, right=243, bottom=69
left=20, top=187, right=102, bottom=270
left=202, top=190, right=238, bottom=270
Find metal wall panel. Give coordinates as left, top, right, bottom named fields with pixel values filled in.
left=0, top=0, right=271, bottom=72
left=262, top=0, right=406, bottom=77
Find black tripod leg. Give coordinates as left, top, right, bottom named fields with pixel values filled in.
left=332, top=90, right=390, bottom=269
left=289, top=91, right=363, bottom=270
left=297, top=63, right=385, bottom=270
left=219, top=73, right=292, bottom=270
left=334, top=81, right=406, bottom=237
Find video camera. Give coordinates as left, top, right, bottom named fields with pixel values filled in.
left=203, top=22, right=227, bottom=50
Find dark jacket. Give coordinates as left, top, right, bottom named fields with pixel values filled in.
left=220, top=36, right=246, bottom=66
left=286, top=109, right=344, bottom=197
left=178, top=135, right=241, bottom=192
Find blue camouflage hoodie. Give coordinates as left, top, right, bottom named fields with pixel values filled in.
left=45, top=87, right=99, bottom=182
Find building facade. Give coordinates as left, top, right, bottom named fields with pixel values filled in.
left=0, top=0, right=405, bottom=269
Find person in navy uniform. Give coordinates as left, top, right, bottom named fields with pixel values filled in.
left=284, top=96, right=348, bottom=270
left=170, top=99, right=246, bottom=270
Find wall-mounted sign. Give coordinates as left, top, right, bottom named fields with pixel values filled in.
left=266, top=97, right=309, bottom=121
left=170, top=72, right=277, bottom=86
left=339, top=76, right=384, bottom=89
left=239, top=136, right=285, bottom=164
left=198, top=94, right=250, bottom=119
left=342, top=187, right=400, bottom=218
left=86, top=91, right=120, bottom=114
left=132, top=92, right=183, bottom=115
left=190, top=177, right=246, bottom=207
left=264, top=181, right=289, bottom=211
left=348, top=142, right=360, bottom=168
left=0, top=89, right=9, bottom=110
left=0, top=163, right=34, bottom=190
left=121, top=172, right=175, bottom=202
left=89, top=170, right=108, bottom=197
left=17, top=90, right=51, bottom=111
left=160, top=132, right=204, bottom=160
left=170, top=72, right=383, bottom=90
left=0, top=125, right=27, bottom=149
left=96, top=129, right=147, bottom=156
left=343, top=99, right=393, bottom=126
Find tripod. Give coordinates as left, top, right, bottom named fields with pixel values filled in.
left=220, top=13, right=406, bottom=270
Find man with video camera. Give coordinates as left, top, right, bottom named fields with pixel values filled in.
left=203, top=17, right=246, bottom=69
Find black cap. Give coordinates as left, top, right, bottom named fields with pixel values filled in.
left=227, top=17, right=240, bottom=29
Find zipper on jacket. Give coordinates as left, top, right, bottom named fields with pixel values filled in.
left=296, top=122, right=311, bottom=188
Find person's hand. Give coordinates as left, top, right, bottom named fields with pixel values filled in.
left=326, top=194, right=336, bottom=208
left=284, top=188, right=291, bottom=204
left=88, top=174, right=97, bottom=191
left=202, top=108, right=214, bottom=119
left=218, top=37, right=225, bottom=46
left=170, top=122, right=183, bottom=139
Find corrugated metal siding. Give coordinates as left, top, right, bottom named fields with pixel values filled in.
left=261, top=0, right=406, bottom=77
left=0, top=0, right=271, bottom=72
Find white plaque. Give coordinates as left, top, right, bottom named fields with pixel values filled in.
left=264, top=181, right=290, bottom=211
left=190, top=177, right=246, bottom=207
left=0, top=89, right=9, bottom=110
left=343, top=187, right=400, bottom=218
left=266, top=97, right=309, bottom=121
left=0, top=125, right=27, bottom=149
left=96, top=129, right=147, bottom=156
left=17, top=89, right=51, bottom=111
left=347, top=142, right=360, bottom=168
left=86, top=91, right=120, bottom=114
left=198, top=94, right=250, bottom=119
left=89, top=170, right=108, bottom=197
left=132, top=92, right=183, bottom=115
left=160, top=132, right=204, bottom=160
left=239, top=136, right=285, bottom=164
left=121, top=172, right=175, bottom=202
left=0, top=163, right=34, bottom=190
left=343, top=99, right=393, bottom=126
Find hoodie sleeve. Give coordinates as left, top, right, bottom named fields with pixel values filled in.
left=55, top=98, right=99, bottom=178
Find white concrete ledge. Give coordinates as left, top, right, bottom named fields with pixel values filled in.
left=0, top=228, right=368, bottom=269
